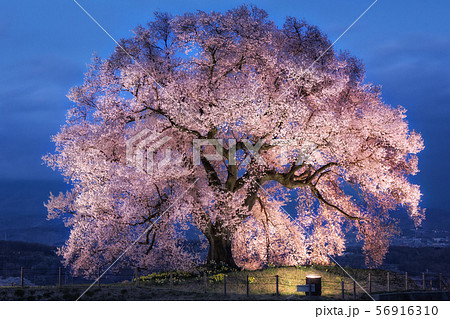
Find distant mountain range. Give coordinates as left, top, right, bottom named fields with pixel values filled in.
left=0, top=179, right=448, bottom=248
left=0, top=180, right=69, bottom=246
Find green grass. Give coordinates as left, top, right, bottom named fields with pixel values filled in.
left=0, top=265, right=421, bottom=300
left=134, top=265, right=419, bottom=299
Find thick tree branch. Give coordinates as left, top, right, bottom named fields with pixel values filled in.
left=307, top=162, right=338, bottom=183
left=200, top=155, right=223, bottom=189
left=309, top=184, right=360, bottom=221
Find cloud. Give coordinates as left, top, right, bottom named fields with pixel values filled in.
left=364, top=33, right=450, bottom=121
left=0, top=54, right=83, bottom=180
left=0, top=55, right=82, bottom=114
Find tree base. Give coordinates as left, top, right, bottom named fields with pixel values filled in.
left=206, top=234, right=239, bottom=269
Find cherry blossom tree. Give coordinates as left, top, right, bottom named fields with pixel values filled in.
left=45, top=5, right=424, bottom=274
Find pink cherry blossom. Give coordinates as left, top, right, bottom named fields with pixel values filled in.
left=44, top=5, right=424, bottom=274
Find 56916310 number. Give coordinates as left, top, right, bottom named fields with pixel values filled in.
left=376, top=306, right=438, bottom=316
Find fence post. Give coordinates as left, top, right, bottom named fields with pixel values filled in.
left=20, top=267, right=24, bottom=288
left=58, top=267, right=62, bottom=288
left=204, top=272, right=207, bottom=294
left=223, top=275, right=227, bottom=296
left=246, top=275, right=249, bottom=297
left=97, top=267, right=101, bottom=288
left=405, top=272, right=408, bottom=291
left=387, top=272, right=390, bottom=292
left=440, top=273, right=442, bottom=291
left=170, top=271, right=173, bottom=290
left=353, top=280, right=356, bottom=300
left=341, top=280, right=345, bottom=300
left=275, top=275, right=279, bottom=296
left=369, top=273, right=372, bottom=294
left=422, top=272, right=425, bottom=290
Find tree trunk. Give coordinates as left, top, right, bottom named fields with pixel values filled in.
left=206, top=232, right=238, bottom=268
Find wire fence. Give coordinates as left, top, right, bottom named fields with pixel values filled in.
left=0, top=267, right=134, bottom=287
left=1, top=266, right=449, bottom=300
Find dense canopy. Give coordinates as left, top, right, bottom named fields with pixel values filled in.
left=45, top=5, right=424, bottom=275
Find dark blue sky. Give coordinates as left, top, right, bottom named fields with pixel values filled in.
left=1, top=0, right=449, bottom=213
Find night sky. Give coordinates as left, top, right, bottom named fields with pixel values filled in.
left=1, top=1, right=449, bottom=230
